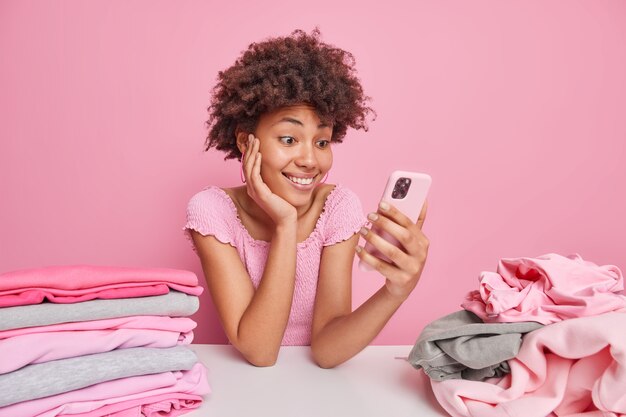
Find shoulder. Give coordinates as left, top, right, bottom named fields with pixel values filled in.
left=187, top=186, right=229, bottom=208
left=319, top=184, right=366, bottom=246
left=184, top=186, right=239, bottom=243
left=186, top=186, right=240, bottom=219
left=323, top=184, right=363, bottom=214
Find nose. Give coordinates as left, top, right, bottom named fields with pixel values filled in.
left=294, top=143, right=317, bottom=169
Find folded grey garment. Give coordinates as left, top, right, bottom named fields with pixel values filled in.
left=0, top=290, right=199, bottom=331
left=408, top=310, right=542, bottom=381
left=0, top=345, right=198, bottom=407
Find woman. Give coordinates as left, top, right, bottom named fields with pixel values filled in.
left=184, top=29, right=429, bottom=368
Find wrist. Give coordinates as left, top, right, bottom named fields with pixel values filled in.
left=382, top=284, right=410, bottom=305
left=273, top=219, right=297, bottom=237
left=271, top=209, right=297, bottom=227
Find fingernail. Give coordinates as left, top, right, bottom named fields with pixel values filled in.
left=367, top=213, right=378, bottom=221
left=355, top=245, right=362, bottom=253
left=359, top=227, right=369, bottom=236
left=379, top=201, right=390, bottom=211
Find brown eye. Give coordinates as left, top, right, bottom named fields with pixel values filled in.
left=279, top=136, right=295, bottom=145
left=316, top=140, right=330, bottom=149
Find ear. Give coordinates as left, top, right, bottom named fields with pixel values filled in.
left=235, top=127, right=249, bottom=156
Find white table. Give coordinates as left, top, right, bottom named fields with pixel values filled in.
left=186, top=344, right=448, bottom=417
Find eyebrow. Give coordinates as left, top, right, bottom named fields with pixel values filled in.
left=273, top=117, right=329, bottom=129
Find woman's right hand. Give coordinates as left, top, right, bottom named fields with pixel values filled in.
left=242, top=134, right=297, bottom=225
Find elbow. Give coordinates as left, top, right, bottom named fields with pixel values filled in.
left=314, top=358, right=338, bottom=369
left=231, top=330, right=280, bottom=367
left=311, top=343, right=340, bottom=369
left=238, top=345, right=279, bottom=367
left=246, top=354, right=278, bottom=367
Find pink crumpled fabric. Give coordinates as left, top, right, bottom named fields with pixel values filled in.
left=431, top=312, right=626, bottom=417
left=462, top=253, right=625, bottom=324
left=0, top=265, right=203, bottom=307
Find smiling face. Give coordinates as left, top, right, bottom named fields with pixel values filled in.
left=239, top=104, right=334, bottom=209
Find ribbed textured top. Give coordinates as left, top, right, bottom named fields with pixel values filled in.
left=183, top=184, right=366, bottom=345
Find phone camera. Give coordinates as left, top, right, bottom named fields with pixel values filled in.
left=392, top=177, right=411, bottom=199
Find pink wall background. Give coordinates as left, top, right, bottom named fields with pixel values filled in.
left=1, top=0, right=625, bottom=345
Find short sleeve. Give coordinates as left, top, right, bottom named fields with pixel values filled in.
left=322, top=186, right=367, bottom=246
left=183, top=187, right=236, bottom=248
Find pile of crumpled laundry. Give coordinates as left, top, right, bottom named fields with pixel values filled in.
left=408, top=253, right=626, bottom=417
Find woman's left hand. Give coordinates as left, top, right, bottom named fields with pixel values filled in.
left=356, top=201, right=429, bottom=301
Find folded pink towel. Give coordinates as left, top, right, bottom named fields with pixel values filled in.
left=0, top=363, right=209, bottom=417
left=462, top=253, right=625, bottom=324
left=0, top=324, right=195, bottom=374
left=62, top=393, right=204, bottom=417
left=0, top=315, right=195, bottom=340
left=0, top=265, right=203, bottom=307
left=431, top=312, right=626, bottom=417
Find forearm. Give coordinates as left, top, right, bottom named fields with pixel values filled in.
left=311, top=286, right=405, bottom=368
left=236, top=222, right=297, bottom=365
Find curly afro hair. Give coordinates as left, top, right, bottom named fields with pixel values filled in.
left=204, top=28, right=375, bottom=160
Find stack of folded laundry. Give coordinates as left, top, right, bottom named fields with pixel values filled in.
left=0, top=265, right=210, bottom=417
left=408, top=253, right=626, bottom=417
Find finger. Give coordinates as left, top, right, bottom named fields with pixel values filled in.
left=243, top=134, right=253, bottom=165
left=377, top=201, right=415, bottom=229
left=244, top=136, right=258, bottom=182
left=251, top=151, right=271, bottom=194
left=250, top=152, right=262, bottom=187
left=379, top=200, right=428, bottom=229
left=358, top=226, right=413, bottom=271
left=366, top=212, right=411, bottom=250
left=416, top=200, right=428, bottom=230
left=355, top=244, right=401, bottom=278
left=242, top=135, right=250, bottom=169
left=364, top=213, right=430, bottom=273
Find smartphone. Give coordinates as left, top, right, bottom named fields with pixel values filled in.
left=359, top=171, right=432, bottom=272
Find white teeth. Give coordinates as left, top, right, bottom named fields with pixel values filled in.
left=287, top=175, right=314, bottom=185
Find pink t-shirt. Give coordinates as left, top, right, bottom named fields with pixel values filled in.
left=183, top=184, right=366, bottom=345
